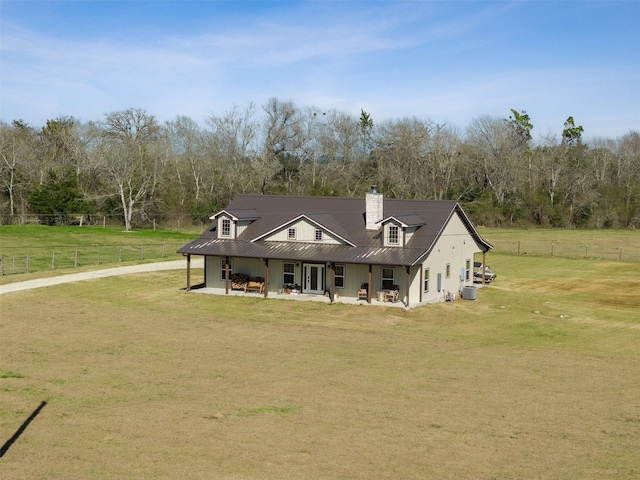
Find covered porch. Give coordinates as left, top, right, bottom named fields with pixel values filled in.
left=187, top=285, right=416, bottom=309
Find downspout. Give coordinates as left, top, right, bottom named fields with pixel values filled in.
left=263, top=258, right=269, bottom=298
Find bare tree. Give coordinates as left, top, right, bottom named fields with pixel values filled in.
left=254, top=98, right=301, bottom=194
left=94, top=108, right=161, bottom=231
left=206, top=104, right=259, bottom=205
left=375, top=117, right=432, bottom=198
left=163, top=116, right=209, bottom=208
left=466, top=115, right=522, bottom=203
left=615, top=131, right=640, bottom=227
left=428, top=124, right=462, bottom=200
left=0, top=121, right=38, bottom=219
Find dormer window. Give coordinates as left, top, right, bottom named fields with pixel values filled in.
left=221, top=218, right=231, bottom=237
left=388, top=225, right=399, bottom=245
left=383, top=223, right=402, bottom=247
left=315, top=228, right=323, bottom=241
left=288, top=227, right=297, bottom=240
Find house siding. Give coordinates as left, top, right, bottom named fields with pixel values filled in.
left=419, top=212, right=478, bottom=303
left=237, top=219, right=252, bottom=236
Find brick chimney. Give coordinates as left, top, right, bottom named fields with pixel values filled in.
left=365, top=185, right=383, bottom=230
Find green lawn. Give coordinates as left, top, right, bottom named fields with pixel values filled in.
left=0, top=225, right=199, bottom=278
left=478, top=227, right=640, bottom=261
left=1, top=250, right=638, bottom=479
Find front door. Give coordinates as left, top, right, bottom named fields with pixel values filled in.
left=303, top=263, right=325, bottom=294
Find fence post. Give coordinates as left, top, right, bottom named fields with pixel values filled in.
left=119, top=245, right=122, bottom=262
left=75, top=249, right=78, bottom=268
left=12, top=256, right=15, bottom=274
left=584, top=245, right=588, bottom=258
left=98, top=246, right=101, bottom=265
left=517, top=240, right=520, bottom=255
left=103, top=216, right=106, bottom=229
left=141, top=244, right=145, bottom=260
left=0, top=255, right=3, bottom=276
left=162, top=242, right=165, bottom=258
left=551, top=242, right=554, bottom=256
left=619, top=246, right=622, bottom=261
left=26, top=254, right=28, bottom=273
left=51, top=251, right=55, bottom=270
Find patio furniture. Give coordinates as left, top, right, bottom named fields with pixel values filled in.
left=358, top=283, right=369, bottom=301
left=385, top=285, right=399, bottom=302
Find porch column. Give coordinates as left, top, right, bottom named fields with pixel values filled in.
left=367, top=265, right=372, bottom=304
left=263, top=258, right=269, bottom=298
left=225, top=256, right=230, bottom=294
left=330, top=263, right=335, bottom=303
left=482, top=251, right=487, bottom=285
left=419, top=264, right=423, bottom=303
left=405, top=266, right=411, bottom=307
left=186, top=254, right=191, bottom=292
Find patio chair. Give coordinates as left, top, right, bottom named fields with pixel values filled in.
left=385, top=285, right=399, bottom=302
left=358, top=283, right=369, bottom=301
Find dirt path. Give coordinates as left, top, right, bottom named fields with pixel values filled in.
left=0, top=258, right=203, bottom=295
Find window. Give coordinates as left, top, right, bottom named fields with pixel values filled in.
left=283, top=262, right=295, bottom=285
left=221, top=218, right=231, bottom=237
left=465, top=259, right=471, bottom=281
left=315, top=229, right=323, bottom=241
left=220, top=258, right=233, bottom=280
left=424, top=268, right=430, bottom=292
left=381, top=267, right=394, bottom=289
left=388, top=225, right=399, bottom=245
left=446, top=263, right=451, bottom=278
left=334, top=264, right=345, bottom=288
left=288, top=227, right=297, bottom=240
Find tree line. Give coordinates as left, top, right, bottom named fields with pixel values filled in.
left=1, top=99, right=639, bottom=230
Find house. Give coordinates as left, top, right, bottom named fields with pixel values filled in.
left=177, top=187, right=493, bottom=307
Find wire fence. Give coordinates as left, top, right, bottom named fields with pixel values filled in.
left=489, top=238, right=640, bottom=262
left=0, top=213, right=205, bottom=233
left=0, top=242, right=188, bottom=276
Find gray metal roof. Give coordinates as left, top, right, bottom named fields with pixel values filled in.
left=178, top=194, right=492, bottom=266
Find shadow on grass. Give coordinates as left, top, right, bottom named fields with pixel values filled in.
left=0, top=401, right=47, bottom=458
left=182, top=282, right=206, bottom=291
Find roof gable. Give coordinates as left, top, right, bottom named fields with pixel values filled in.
left=378, top=213, right=424, bottom=228
left=251, top=213, right=356, bottom=246
left=209, top=208, right=259, bottom=221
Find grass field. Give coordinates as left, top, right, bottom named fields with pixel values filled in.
left=1, top=247, right=639, bottom=479
left=478, top=227, right=640, bottom=261
left=0, top=225, right=197, bottom=280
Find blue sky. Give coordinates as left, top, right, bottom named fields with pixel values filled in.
left=1, top=0, right=639, bottom=141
